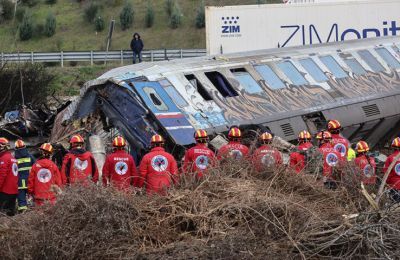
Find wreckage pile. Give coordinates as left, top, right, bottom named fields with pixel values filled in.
left=0, top=161, right=399, bottom=259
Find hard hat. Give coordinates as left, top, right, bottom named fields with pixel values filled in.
left=327, top=120, right=341, bottom=131
left=194, top=129, right=208, bottom=140
left=298, top=130, right=312, bottom=140
left=150, top=134, right=164, bottom=144
left=15, top=139, right=25, bottom=149
left=112, top=136, right=126, bottom=147
left=316, top=131, right=332, bottom=140
left=228, top=127, right=242, bottom=138
left=0, top=138, right=9, bottom=145
left=69, top=134, right=84, bottom=144
left=392, top=137, right=400, bottom=148
left=260, top=132, right=273, bottom=142
left=356, top=141, right=370, bottom=153
left=40, top=143, right=53, bottom=154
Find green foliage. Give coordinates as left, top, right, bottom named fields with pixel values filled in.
left=21, top=0, right=39, bottom=7
left=119, top=2, right=133, bottom=30
left=84, top=2, right=100, bottom=23
left=195, top=0, right=205, bottom=29
left=44, top=12, right=56, bottom=37
left=169, top=4, right=182, bottom=29
left=15, top=7, right=26, bottom=23
left=94, top=15, right=105, bottom=32
left=46, top=0, right=57, bottom=4
left=145, top=1, right=154, bottom=28
left=165, top=0, right=174, bottom=17
left=35, top=23, right=44, bottom=36
left=19, top=12, right=34, bottom=41
left=0, top=0, right=14, bottom=21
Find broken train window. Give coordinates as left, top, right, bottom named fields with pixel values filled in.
left=159, top=79, right=189, bottom=108
left=184, top=74, right=213, bottom=101
left=143, top=87, right=169, bottom=111
left=204, top=71, right=238, bottom=98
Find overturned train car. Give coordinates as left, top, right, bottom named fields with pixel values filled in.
left=52, top=36, right=400, bottom=159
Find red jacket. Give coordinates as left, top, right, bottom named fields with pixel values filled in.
left=319, top=143, right=344, bottom=180
left=139, top=147, right=178, bottom=194
left=252, top=145, right=282, bottom=172
left=0, top=151, right=18, bottom=195
left=384, top=151, right=400, bottom=190
left=331, top=134, right=350, bottom=158
left=183, top=143, right=215, bottom=178
left=28, top=158, right=62, bottom=201
left=61, top=149, right=99, bottom=185
left=217, top=141, right=249, bottom=160
left=290, top=142, right=313, bottom=173
left=102, top=150, right=138, bottom=190
left=354, top=155, right=376, bottom=185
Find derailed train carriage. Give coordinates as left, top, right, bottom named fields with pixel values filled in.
left=52, top=36, right=400, bottom=161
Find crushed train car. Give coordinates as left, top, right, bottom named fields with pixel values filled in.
left=52, top=36, right=400, bottom=160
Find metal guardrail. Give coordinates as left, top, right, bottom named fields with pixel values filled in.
left=0, top=49, right=207, bottom=67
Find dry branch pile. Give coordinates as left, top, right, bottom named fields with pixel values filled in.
left=0, top=161, right=399, bottom=259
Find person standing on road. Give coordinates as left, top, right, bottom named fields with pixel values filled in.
left=130, top=32, right=144, bottom=64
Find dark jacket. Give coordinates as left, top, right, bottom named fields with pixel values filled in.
left=130, top=33, right=144, bottom=53
left=15, top=148, right=35, bottom=189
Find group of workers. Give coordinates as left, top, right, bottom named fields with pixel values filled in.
left=0, top=119, right=400, bottom=215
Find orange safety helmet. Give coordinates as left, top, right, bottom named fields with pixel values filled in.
left=40, top=143, right=53, bottom=154
left=392, top=137, right=400, bottom=148
left=356, top=141, right=370, bottom=153
left=228, top=127, right=242, bottom=138
left=316, top=131, right=332, bottom=140
left=15, top=139, right=25, bottom=149
left=150, top=134, right=164, bottom=144
left=194, top=129, right=208, bottom=141
left=112, top=136, right=126, bottom=147
left=260, top=132, right=273, bottom=142
left=0, top=137, right=9, bottom=145
left=298, top=130, right=312, bottom=141
left=327, top=120, right=342, bottom=131
left=69, top=134, right=85, bottom=144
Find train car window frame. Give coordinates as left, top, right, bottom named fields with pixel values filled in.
left=375, top=47, right=400, bottom=69
left=319, top=55, right=348, bottom=79
left=276, top=61, right=308, bottom=85
left=230, top=68, right=263, bottom=94
left=254, top=64, right=286, bottom=89
left=204, top=71, right=239, bottom=98
left=344, top=58, right=367, bottom=76
left=159, top=79, right=189, bottom=108
left=299, top=58, right=328, bottom=83
left=143, top=86, right=169, bottom=111
left=184, top=74, right=213, bottom=101
left=357, top=50, right=385, bottom=72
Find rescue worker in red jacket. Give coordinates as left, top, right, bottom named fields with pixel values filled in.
left=102, top=136, right=138, bottom=190
left=383, top=137, right=400, bottom=203
left=354, top=141, right=376, bottom=185
left=0, top=138, right=18, bottom=216
left=28, top=143, right=62, bottom=206
left=327, top=120, right=350, bottom=158
left=252, top=132, right=283, bottom=172
left=139, top=134, right=178, bottom=194
left=61, top=134, right=99, bottom=185
left=317, top=131, right=344, bottom=189
left=183, top=129, right=215, bottom=178
left=290, top=130, right=313, bottom=173
left=217, top=127, right=249, bottom=160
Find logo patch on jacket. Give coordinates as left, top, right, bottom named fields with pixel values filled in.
left=326, top=153, right=339, bottom=166
left=395, top=163, right=400, bottom=176
left=229, top=150, right=243, bottom=159
left=195, top=155, right=209, bottom=170
left=363, top=164, right=374, bottom=177
left=74, top=158, right=88, bottom=171
left=12, top=163, right=18, bottom=176
left=115, top=161, right=128, bottom=175
left=37, top=169, right=52, bottom=183
left=261, top=153, right=276, bottom=168
left=334, top=143, right=347, bottom=157
left=151, top=155, right=168, bottom=172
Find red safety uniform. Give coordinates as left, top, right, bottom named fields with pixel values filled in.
left=183, top=143, right=215, bottom=178
left=61, top=149, right=99, bottom=185
left=28, top=158, right=62, bottom=205
left=290, top=142, right=313, bottom=173
left=102, top=150, right=138, bottom=190
left=319, top=143, right=344, bottom=180
left=384, top=150, right=400, bottom=190
left=139, top=147, right=178, bottom=194
left=252, top=145, right=282, bottom=172
left=354, top=155, right=376, bottom=185
left=331, top=134, right=350, bottom=158
left=0, top=151, right=18, bottom=195
left=217, top=141, right=249, bottom=160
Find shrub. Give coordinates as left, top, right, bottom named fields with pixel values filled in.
left=0, top=0, right=14, bottom=21
left=21, top=0, right=39, bottom=7
left=119, top=2, right=133, bottom=30
left=94, top=15, right=105, bottom=32
left=44, top=12, right=56, bottom=37
left=195, top=0, right=205, bottom=29
left=16, top=7, right=26, bottom=22
left=19, top=12, right=33, bottom=41
left=165, top=0, right=174, bottom=17
left=84, top=2, right=100, bottom=23
left=145, top=1, right=154, bottom=28
left=169, top=4, right=182, bottom=29
left=46, top=0, right=57, bottom=4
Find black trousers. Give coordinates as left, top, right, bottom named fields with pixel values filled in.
left=0, top=192, right=17, bottom=216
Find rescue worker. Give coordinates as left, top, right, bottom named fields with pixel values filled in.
left=384, top=137, right=400, bottom=203
left=327, top=120, right=350, bottom=158
left=14, top=139, right=35, bottom=212
left=61, top=134, right=99, bottom=185
left=347, top=143, right=356, bottom=161
left=217, top=127, right=249, bottom=160
left=317, top=131, right=344, bottom=189
left=354, top=141, right=376, bottom=185
left=102, top=136, right=138, bottom=190
left=138, top=134, right=178, bottom=194
left=252, top=132, right=282, bottom=172
left=290, top=130, right=313, bottom=173
left=183, top=129, right=215, bottom=178
left=28, top=143, right=62, bottom=206
left=0, top=138, right=18, bottom=216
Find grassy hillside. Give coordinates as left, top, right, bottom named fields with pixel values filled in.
left=0, top=0, right=281, bottom=52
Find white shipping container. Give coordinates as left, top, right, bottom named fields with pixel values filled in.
left=205, top=0, right=400, bottom=55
